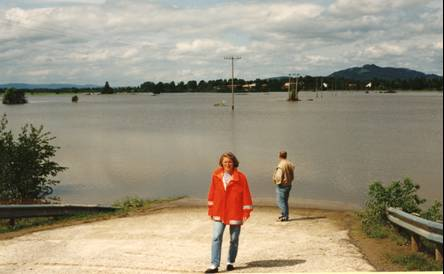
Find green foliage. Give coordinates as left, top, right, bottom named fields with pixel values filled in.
left=0, top=217, right=57, bottom=233
left=0, top=114, right=67, bottom=203
left=390, top=253, right=443, bottom=271
left=2, top=88, right=27, bottom=105
left=420, top=201, right=443, bottom=221
left=359, top=178, right=436, bottom=238
left=112, top=196, right=145, bottom=210
left=112, top=195, right=186, bottom=211
left=363, top=223, right=390, bottom=239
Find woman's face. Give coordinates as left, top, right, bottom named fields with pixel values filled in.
left=222, top=157, right=234, bottom=173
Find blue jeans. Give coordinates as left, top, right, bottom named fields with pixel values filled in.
left=211, top=221, right=241, bottom=267
left=276, top=184, right=292, bottom=219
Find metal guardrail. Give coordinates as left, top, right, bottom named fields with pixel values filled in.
left=387, top=207, right=443, bottom=261
left=0, top=204, right=118, bottom=226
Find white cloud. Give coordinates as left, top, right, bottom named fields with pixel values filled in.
left=329, top=0, right=432, bottom=16
left=0, top=0, right=442, bottom=85
left=170, top=39, right=248, bottom=60
left=27, top=69, right=51, bottom=76
left=362, top=44, right=407, bottom=58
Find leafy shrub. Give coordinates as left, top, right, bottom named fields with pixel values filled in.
left=359, top=178, right=441, bottom=238
left=2, top=88, right=27, bottom=105
left=113, top=196, right=145, bottom=210
left=0, top=114, right=67, bottom=203
left=420, top=201, right=443, bottom=222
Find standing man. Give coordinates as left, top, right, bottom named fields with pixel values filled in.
left=272, top=151, right=295, bottom=221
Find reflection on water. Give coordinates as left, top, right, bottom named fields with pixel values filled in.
left=1, top=92, right=442, bottom=208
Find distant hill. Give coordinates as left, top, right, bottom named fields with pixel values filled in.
left=0, top=83, right=99, bottom=89
left=329, top=64, right=441, bottom=81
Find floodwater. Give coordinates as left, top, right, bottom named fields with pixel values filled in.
left=1, top=91, right=442, bottom=208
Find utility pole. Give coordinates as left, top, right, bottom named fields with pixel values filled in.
left=288, top=73, right=296, bottom=101
left=224, top=56, right=241, bottom=111
left=315, top=77, right=318, bottom=98
left=320, top=77, right=323, bottom=98
left=288, top=73, right=300, bottom=101
left=295, top=74, right=301, bottom=101
left=288, top=74, right=292, bottom=100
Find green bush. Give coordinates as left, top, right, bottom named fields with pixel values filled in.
left=360, top=178, right=441, bottom=237
left=2, top=88, right=27, bottom=105
left=420, top=201, right=443, bottom=221
left=113, top=196, right=145, bottom=210
left=0, top=114, right=67, bottom=203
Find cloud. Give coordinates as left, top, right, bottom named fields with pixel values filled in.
left=328, top=0, right=433, bottom=16
left=362, top=44, right=407, bottom=58
left=0, top=0, right=442, bottom=85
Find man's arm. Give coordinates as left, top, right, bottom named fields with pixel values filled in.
left=273, top=167, right=283, bottom=184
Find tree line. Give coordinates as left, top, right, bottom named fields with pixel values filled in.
left=0, top=76, right=442, bottom=97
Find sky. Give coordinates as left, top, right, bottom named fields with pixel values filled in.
left=0, top=0, right=442, bottom=86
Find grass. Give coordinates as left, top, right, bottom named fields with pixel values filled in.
left=0, top=217, right=58, bottom=233
left=389, top=253, right=443, bottom=271
left=364, top=223, right=391, bottom=239
left=343, top=212, right=442, bottom=272
left=0, top=196, right=185, bottom=237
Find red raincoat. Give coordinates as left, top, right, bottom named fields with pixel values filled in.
left=207, top=167, right=253, bottom=225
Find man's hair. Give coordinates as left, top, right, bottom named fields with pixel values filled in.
left=219, top=152, right=239, bottom=168
left=279, top=151, right=287, bottom=159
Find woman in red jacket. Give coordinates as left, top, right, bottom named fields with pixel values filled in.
left=205, top=152, right=253, bottom=273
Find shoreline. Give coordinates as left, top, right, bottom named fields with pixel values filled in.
left=173, top=197, right=362, bottom=211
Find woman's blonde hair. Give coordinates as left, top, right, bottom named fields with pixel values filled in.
left=218, top=152, right=239, bottom=168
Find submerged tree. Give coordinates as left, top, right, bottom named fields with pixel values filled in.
left=0, top=114, right=67, bottom=204
left=2, top=88, right=27, bottom=105
left=102, top=81, right=114, bottom=94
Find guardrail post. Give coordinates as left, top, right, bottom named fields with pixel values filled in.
left=436, top=245, right=443, bottom=262
left=411, top=234, right=421, bottom=252
left=8, top=218, right=16, bottom=227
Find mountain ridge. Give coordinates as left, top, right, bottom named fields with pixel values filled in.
left=329, top=64, right=441, bottom=81
left=1, top=64, right=442, bottom=89
left=0, top=83, right=99, bottom=89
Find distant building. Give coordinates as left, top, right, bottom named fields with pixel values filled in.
left=348, top=83, right=357, bottom=89
left=242, top=83, right=256, bottom=90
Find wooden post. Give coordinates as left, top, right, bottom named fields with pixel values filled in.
left=435, top=245, right=443, bottom=261
left=287, top=75, right=292, bottom=101
left=295, top=77, right=299, bottom=101
left=8, top=218, right=15, bottom=227
left=411, top=234, right=421, bottom=252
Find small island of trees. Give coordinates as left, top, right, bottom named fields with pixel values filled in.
left=2, top=88, right=27, bottom=105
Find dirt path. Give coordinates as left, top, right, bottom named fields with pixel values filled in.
left=0, top=205, right=375, bottom=273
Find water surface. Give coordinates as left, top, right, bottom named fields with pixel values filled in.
left=1, top=91, right=442, bottom=208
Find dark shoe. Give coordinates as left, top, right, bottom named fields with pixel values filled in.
left=204, top=267, right=218, bottom=273
left=279, top=217, right=289, bottom=222
left=226, top=264, right=235, bottom=271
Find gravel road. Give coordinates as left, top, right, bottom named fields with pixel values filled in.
left=0, top=205, right=375, bottom=273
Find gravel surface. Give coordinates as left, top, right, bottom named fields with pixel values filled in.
left=0, top=206, right=375, bottom=273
